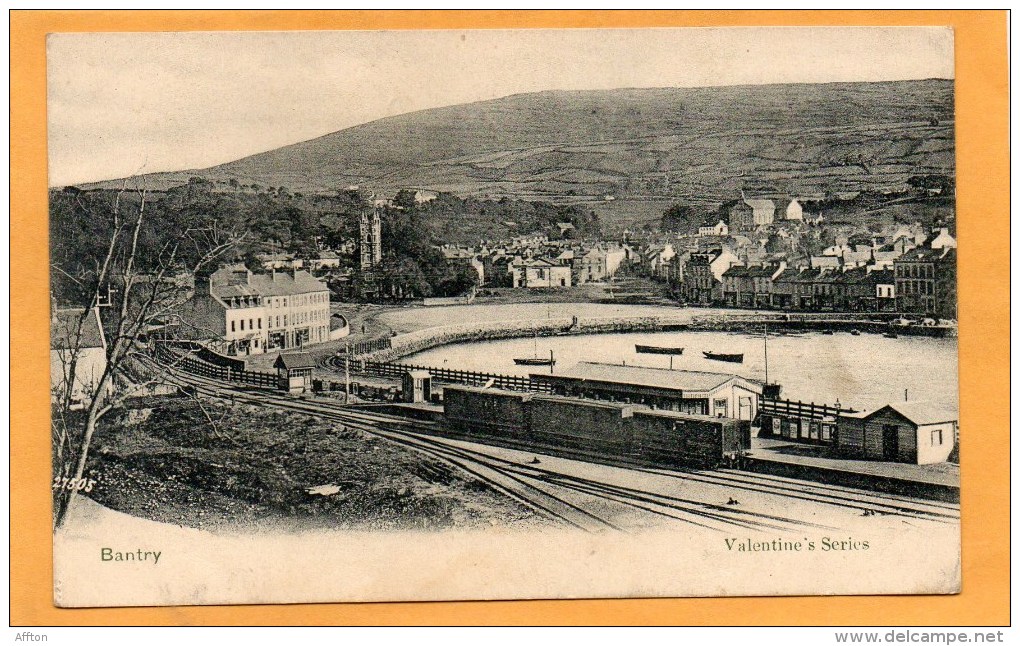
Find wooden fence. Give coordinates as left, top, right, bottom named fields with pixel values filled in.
left=153, top=343, right=278, bottom=389
left=339, top=338, right=393, bottom=357
left=357, top=360, right=553, bottom=393
left=760, top=397, right=855, bottom=421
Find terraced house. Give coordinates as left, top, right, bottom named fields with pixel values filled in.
left=682, top=248, right=739, bottom=304
left=894, top=246, right=957, bottom=319
left=178, top=265, right=331, bottom=356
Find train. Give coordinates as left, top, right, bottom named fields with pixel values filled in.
left=442, top=385, right=750, bottom=470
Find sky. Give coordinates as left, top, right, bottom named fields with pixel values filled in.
left=47, top=27, right=954, bottom=186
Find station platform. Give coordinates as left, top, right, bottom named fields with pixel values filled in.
left=745, top=437, right=959, bottom=501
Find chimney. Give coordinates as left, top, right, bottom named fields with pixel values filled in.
left=194, top=271, right=212, bottom=296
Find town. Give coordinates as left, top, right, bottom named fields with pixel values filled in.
left=49, top=169, right=960, bottom=539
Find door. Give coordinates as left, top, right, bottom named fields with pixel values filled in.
left=738, top=397, right=753, bottom=420
left=882, top=424, right=899, bottom=460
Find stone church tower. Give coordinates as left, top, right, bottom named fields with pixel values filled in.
left=360, top=206, right=382, bottom=270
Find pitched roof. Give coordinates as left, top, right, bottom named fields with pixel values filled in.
left=537, top=361, right=761, bottom=395
left=722, top=265, right=752, bottom=277
left=879, top=402, right=958, bottom=426
left=743, top=196, right=776, bottom=211
left=210, top=265, right=328, bottom=300
left=898, top=246, right=953, bottom=263
left=51, top=307, right=106, bottom=351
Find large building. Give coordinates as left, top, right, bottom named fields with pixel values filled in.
left=511, top=258, right=572, bottom=288
left=531, top=361, right=763, bottom=420
left=893, top=246, right=957, bottom=319
left=730, top=194, right=776, bottom=231
left=578, top=246, right=627, bottom=283
left=178, top=265, right=331, bottom=356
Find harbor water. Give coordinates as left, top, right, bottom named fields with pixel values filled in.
left=389, top=310, right=958, bottom=414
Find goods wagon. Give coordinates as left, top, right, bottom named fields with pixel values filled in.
left=443, top=385, right=749, bottom=469
left=442, top=385, right=534, bottom=441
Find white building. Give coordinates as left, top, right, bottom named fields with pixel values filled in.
left=51, top=307, right=108, bottom=409
left=511, top=258, right=572, bottom=288
left=698, top=220, right=729, bottom=237
left=785, top=199, right=804, bottom=221
left=414, top=190, right=439, bottom=204
left=929, top=228, right=957, bottom=250
left=741, top=193, right=776, bottom=226
left=308, top=250, right=341, bottom=271
left=178, top=265, right=331, bottom=356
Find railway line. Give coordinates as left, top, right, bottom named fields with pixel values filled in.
left=151, top=358, right=958, bottom=533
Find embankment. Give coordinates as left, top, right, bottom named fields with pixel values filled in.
left=360, top=311, right=954, bottom=362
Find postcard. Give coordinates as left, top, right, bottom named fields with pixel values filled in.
left=47, top=26, right=960, bottom=607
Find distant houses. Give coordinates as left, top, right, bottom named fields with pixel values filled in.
left=511, top=258, right=571, bottom=288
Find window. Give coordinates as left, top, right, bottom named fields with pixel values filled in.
left=231, top=321, right=235, bottom=332
left=249, top=318, right=254, bottom=330
left=713, top=398, right=728, bottom=417
left=240, top=319, right=245, bottom=331
left=258, top=318, right=262, bottom=329
left=931, top=429, right=943, bottom=445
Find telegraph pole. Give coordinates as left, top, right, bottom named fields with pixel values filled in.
left=345, top=342, right=351, bottom=402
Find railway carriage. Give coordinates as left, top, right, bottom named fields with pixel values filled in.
left=443, top=385, right=749, bottom=469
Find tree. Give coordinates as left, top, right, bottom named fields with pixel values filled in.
left=50, top=181, right=247, bottom=528
left=392, top=189, right=417, bottom=210
left=660, top=202, right=698, bottom=234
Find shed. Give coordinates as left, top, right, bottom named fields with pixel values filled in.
left=275, top=352, right=315, bottom=394
left=837, top=403, right=957, bottom=464
left=402, top=370, right=432, bottom=403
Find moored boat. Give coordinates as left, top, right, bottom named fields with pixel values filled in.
left=514, top=357, right=556, bottom=366
left=703, top=351, right=744, bottom=363
left=635, top=344, right=684, bottom=355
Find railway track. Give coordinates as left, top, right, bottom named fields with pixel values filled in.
left=632, top=466, right=959, bottom=523
left=151, top=356, right=957, bottom=532
left=156, top=365, right=623, bottom=532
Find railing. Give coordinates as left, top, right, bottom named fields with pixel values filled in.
left=339, top=338, right=392, bottom=356
left=153, top=343, right=278, bottom=389
left=760, top=397, right=855, bottom=420
left=356, top=359, right=553, bottom=393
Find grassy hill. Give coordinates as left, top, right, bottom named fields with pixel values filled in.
left=82, top=80, right=955, bottom=217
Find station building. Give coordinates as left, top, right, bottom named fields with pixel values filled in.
left=530, top=361, right=763, bottom=420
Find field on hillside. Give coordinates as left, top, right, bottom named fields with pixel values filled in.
left=81, top=81, right=955, bottom=225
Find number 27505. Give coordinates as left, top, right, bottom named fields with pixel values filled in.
left=52, top=476, right=96, bottom=492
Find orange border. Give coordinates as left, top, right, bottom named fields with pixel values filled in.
left=11, top=10, right=1009, bottom=626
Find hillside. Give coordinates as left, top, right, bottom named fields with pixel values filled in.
left=82, top=80, right=955, bottom=215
